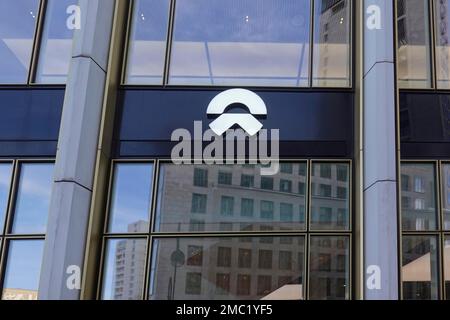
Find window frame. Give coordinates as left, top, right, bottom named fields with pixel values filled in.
left=399, top=160, right=450, bottom=300
left=120, top=0, right=354, bottom=89
left=393, top=0, right=450, bottom=90
left=0, top=0, right=74, bottom=86
left=0, top=159, right=54, bottom=300
left=97, top=158, right=353, bottom=300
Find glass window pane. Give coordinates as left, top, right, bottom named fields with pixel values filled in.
left=442, top=164, right=450, bottom=230
left=149, top=237, right=305, bottom=300
left=309, top=236, right=350, bottom=300
left=35, top=0, right=76, bottom=84
left=401, top=163, right=438, bottom=231
left=402, top=235, right=440, bottom=300
left=310, top=163, right=350, bottom=230
left=0, top=163, right=13, bottom=232
left=155, top=163, right=308, bottom=232
left=108, top=163, right=153, bottom=233
left=434, top=1, right=450, bottom=89
left=11, top=163, right=54, bottom=234
left=397, top=0, right=432, bottom=88
left=125, top=0, right=171, bottom=84
left=0, top=0, right=40, bottom=83
left=312, top=0, right=351, bottom=87
left=1, top=240, right=44, bottom=300
left=445, top=236, right=450, bottom=300
left=169, top=0, right=311, bottom=87
left=101, top=238, right=148, bottom=300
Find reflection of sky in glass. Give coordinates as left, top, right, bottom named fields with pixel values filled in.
left=125, top=0, right=170, bottom=84
left=35, top=0, right=76, bottom=84
left=0, top=163, right=12, bottom=232
left=2, top=240, right=44, bottom=292
left=108, top=163, right=153, bottom=233
left=0, top=0, right=39, bottom=83
left=174, top=0, right=310, bottom=42
left=12, top=163, right=54, bottom=234
left=169, top=0, right=311, bottom=86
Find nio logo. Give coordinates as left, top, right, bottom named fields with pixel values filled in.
left=171, top=89, right=280, bottom=175
left=207, top=89, right=267, bottom=136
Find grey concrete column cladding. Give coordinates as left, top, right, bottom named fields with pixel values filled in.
left=38, top=0, right=115, bottom=300
left=363, top=0, right=399, bottom=299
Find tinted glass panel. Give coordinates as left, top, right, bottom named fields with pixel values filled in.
left=108, top=163, right=153, bottom=233
left=11, top=163, right=54, bottom=234
left=155, top=163, right=308, bottom=232
left=169, top=0, right=311, bottom=86
left=309, top=236, right=350, bottom=300
left=401, top=163, right=438, bottom=231
left=402, top=235, right=440, bottom=300
left=0, top=163, right=12, bottom=232
left=312, top=0, right=351, bottom=87
left=310, top=163, right=350, bottom=230
left=101, top=238, right=148, bottom=300
left=35, top=0, right=76, bottom=83
left=445, top=236, right=450, bottom=299
left=149, top=237, right=305, bottom=300
left=397, top=0, right=432, bottom=88
left=125, top=0, right=171, bottom=84
left=1, top=240, right=44, bottom=300
left=0, top=0, right=40, bottom=83
left=434, top=0, right=450, bottom=89
left=442, top=164, right=450, bottom=230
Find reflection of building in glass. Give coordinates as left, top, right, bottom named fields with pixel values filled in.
left=401, top=165, right=436, bottom=230
left=402, top=236, right=440, bottom=300
left=316, top=0, right=350, bottom=85
left=437, top=1, right=450, bottom=81
left=156, top=164, right=309, bottom=232
left=147, top=163, right=349, bottom=300
left=443, top=166, right=450, bottom=229
left=150, top=237, right=306, bottom=300
left=311, top=163, right=350, bottom=230
left=2, top=288, right=38, bottom=300
left=148, top=236, right=349, bottom=300
left=112, top=221, right=148, bottom=300
left=309, top=237, right=349, bottom=300
left=397, top=0, right=432, bottom=86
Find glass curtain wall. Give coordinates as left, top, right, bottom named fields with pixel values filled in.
left=124, top=0, right=352, bottom=87
left=99, top=161, right=352, bottom=300
left=0, top=161, right=54, bottom=300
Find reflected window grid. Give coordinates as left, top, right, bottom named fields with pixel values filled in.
left=0, top=160, right=54, bottom=301
left=400, top=161, right=450, bottom=300
left=100, top=160, right=352, bottom=300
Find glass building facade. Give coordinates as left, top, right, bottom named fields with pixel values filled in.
left=0, top=0, right=449, bottom=301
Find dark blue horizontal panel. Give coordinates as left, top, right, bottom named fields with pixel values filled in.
left=116, top=89, right=354, bottom=158
left=400, top=91, right=450, bottom=158
left=0, top=88, right=64, bottom=157
left=0, top=141, right=58, bottom=158
left=119, top=141, right=350, bottom=158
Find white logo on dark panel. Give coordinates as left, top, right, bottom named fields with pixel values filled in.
left=207, top=89, right=267, bottom=136
left=170, top=88, right=279, bottom=175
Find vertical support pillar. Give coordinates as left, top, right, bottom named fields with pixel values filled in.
left=363, top=0, right=399, bottom=299
left=38, top=0, right=115, bottom=299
